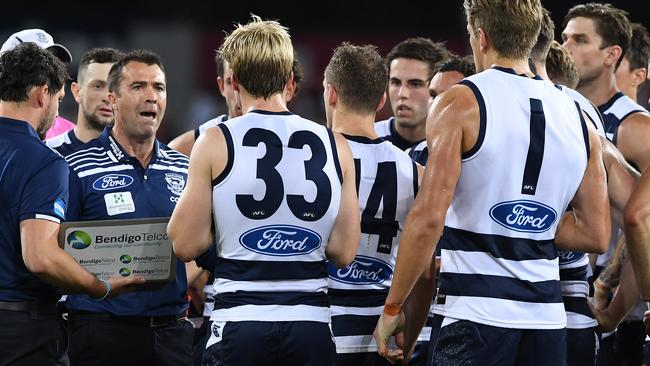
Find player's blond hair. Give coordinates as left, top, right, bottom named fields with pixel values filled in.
left=546, top=41, right=579, bottom=89
left=464, top=0, right=542, bottom=60
left=220, top=15, right=293, bottom=99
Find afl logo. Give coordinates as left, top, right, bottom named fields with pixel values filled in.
left=327, top=255, right=394, bottom=285
left=239, top=225, right=322, bottom=256
left=490, top=200, right=557, bottom=233
left=92, top=174, right=134, bottom=191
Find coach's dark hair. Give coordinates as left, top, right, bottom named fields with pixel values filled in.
left=0, top=42, right=68, bottom=102
left=625, top=23, right=650, bottom=71
left=563, top=3, right=632, bottom=69
left=326, top=42, right=388, bottom=113
left=108, top=50, right=165, bottom=94
left=78, top=48, right=124, bottom=83
left=434, top=55, right=476, bottom=77
left=386, top=38, right=450, bottom=79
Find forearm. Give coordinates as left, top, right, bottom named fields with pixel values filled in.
left=403, top=265, right=436, bottom=359
left=555, top=211, right=608, bottom=254
left=386, top=210, right=441, bottom=305
left=33, top=248, right=105, bottom=298
left=597, top=234, right=626, bottom=289
left=625, top=217, right=650, bottom=300
left=602, top=259, right=641, bottom=329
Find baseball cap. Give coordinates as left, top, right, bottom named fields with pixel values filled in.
left=0, top=29, right=72, bottom=62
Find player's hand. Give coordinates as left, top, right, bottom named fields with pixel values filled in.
left=588, top=300, right=617, bottom=332
left=374, top=309, right=405, bottom=364
left=593, top=279, right=611, bottom=310
left=107, top=276, right=145, bottom=297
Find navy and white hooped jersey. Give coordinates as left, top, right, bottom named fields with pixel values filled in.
left=46, top=129, right=86, bottom=157
left=374, top=118, right=422, bottom=151
left=598, top=91, right=649, bottom=145
left=64, top=128, right=190, bottom=317
left=557, top=85, right=606, bottom=138
left=558, top=250, right=596, bottom=329
left=408, top=140, right=428, bottom=166
left=327, top=135, right=418, bottom=353
left=433, top=67, right=590, bottom=330
left=194, top=114, right=227, bottom=140
left=210, top=110, right=343, bottom=323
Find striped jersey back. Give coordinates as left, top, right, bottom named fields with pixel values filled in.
left=433, top=67, right=590, bottom=329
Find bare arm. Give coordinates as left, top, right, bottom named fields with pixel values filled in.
left=325, top=132, right=360, bottom=268
left=168, top=130, right=196, bottom=156
left=554, top=122, right=611, bottom=253
left=601, top=136, right=640, bottom=227
left=21, top=219, right=142, bottom=297
left=624, top=166, right=650, bottom=300
left=616, top=112, right=650, bottom=173
left=374, top=85, right=476, bottom=360
left=594, top=234, right=626, bottom=309
left=169, top=128, right=224, bottom=261
left=591, top=255, right=641, bottom=332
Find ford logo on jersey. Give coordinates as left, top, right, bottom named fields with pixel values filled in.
left=490, top=200, right=557, bottom=233
left=92, top=174, right=134, bottom=191
left=239, top=225, right=322, bottom=256
left=327, top=255, right=394, bottom=285
left=558, top=250, right=585, bottom=265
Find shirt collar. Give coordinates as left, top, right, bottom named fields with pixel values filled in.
left=0, top=117, right=40, bottom=139
left=98, top=127, right=161, bottom=163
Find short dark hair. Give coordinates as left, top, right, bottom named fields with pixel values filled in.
left=215, top=51, right=226, bottom=78
left=563, top=3, right=632, bottom=69
left=77, top=47, right=124, bottom=82
left=626, top=23, right=650, bottom=71
left=386, top=38, right=450, bottom=79
left=531, top=7, right=555, bottom=63
left=325, top=42, right=388, bottom=113
left=291, top=50, right=303, bottom=97
left=434, top=55, right=476, bottom=77
left=546, top=41, right=579, bottom=89
left=108, top=50, right=165, bottom=94
left=0, top=42, right=68, bottom=102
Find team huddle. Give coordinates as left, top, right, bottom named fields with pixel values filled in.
left=2, top=0, right=650, bottom=365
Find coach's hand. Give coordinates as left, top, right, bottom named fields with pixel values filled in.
left=374, top=306, right=405, bottom=364
left=107, top=276, right=145, bottom=298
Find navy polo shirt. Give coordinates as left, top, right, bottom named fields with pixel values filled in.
left=46, top=129, right=86, bottom=157
left=65, top=128, right=190, bottom=316
left=0, top=117, right=68, bottom=302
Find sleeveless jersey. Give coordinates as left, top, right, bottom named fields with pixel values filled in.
left=433, top=67, right=590, bottom=329
left=599, top=91, right=649, bottom=145
left=327, top=135, right=418, bottom=353
left=210, top=110, right=343, bottom=323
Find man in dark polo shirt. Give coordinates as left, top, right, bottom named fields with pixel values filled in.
left=0, top=43, right=142, bottom=366
left=64, top=50, right=193, bottom=366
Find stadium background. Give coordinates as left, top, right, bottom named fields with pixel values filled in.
left=2, top=0, right=649, bottom=142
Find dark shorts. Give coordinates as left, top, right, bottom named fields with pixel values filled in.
left=566, top=328, right=596, bottom=366
left=202, top=320, right=336, bottom=366
left=67, top=313, right=193, bottom=366
left=0, top=309, right=66, bottom=366
left=427, top=315, right=567, bottom=366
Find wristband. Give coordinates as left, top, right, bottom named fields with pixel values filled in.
left=94, top=279, right=111, bottom=301
left=383, top=302, right=402, bottom=316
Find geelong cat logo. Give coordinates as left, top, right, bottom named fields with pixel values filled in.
left=490, top=200, right=557, bottom=233
left=239, top=225, right=322, bottom=256
left=327, top=255, right=394, bottom=285
left=92, top=174, right=134, bottom=191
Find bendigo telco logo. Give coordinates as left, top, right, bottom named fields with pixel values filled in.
left=67, top=230, right=92, bottom=249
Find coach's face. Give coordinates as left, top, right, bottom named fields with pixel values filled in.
left=110, top=61, right=166, bottom=141
left=38, top=87, right=65, bottom=140
left=562, top=17, right=609, bottom=87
